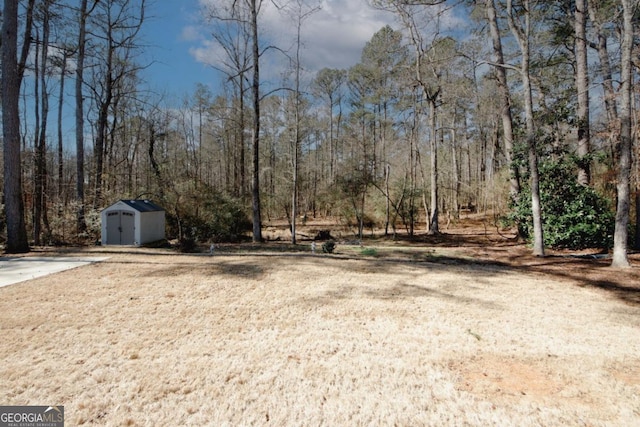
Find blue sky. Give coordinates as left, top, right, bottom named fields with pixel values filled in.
left=140, top=1, right=212, bottom=98
left=21, top=0, right=467, bottom=149
left=27, top=0, right=400, bottom=143
left=138, top=0, right=406, bottom=100
left=138, top=1, right=466, bottom=101
left=22, top=0, right=468, bottom=143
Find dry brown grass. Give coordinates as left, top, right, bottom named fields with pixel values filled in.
left=1, top=227, right=639, bottom=426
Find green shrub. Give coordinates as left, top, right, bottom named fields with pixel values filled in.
left=166, top=189, right=251, bottom=244
left=360, top=247, right=378, bottom=256
left=178, top=236, right=198, bottom=253
left=322, top=241, right=336, bottom=253
left=506, top=160, right=615, bottom=250
left=206, top=193, right=252, bottom=242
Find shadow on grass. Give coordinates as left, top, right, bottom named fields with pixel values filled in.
left=578, top=279, right=640, bottom=306
left=367, top=282, right=503, bottom=310
left=509, top=255, right=640, bottom=307
left=335, top=233, right=640, bottom=308
left=382, top=232, right=640, bottom=307
left=42, top=233, right=640, bottom=306
left=304, top=281, right=503, bottom=310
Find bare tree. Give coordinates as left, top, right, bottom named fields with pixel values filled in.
left=374, top=1, right=448, bottom=234
left=204, top=1, right=252, bottom=195
left=90, top=0, right=146, bottom=206
left=587, top=0, right=618, bottom=130
left=359, top=25, right=409, bottom=232
left=283, top=0, right=320, bottom=244
left=312, top=68, right=347, bottom=183
left=75, top=0, right=100, bottom=234
left=204, top=0, right=265, bottom=242
left=248, top=0, right=264, bottom=242
left=192, top=84, right=213, bottom=185
left=53, top=43, right=75, bottom=206
left=33, top=0, right=54, bottom=245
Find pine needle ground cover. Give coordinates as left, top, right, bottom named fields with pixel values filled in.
left=1, top=245, right=639, bottom=426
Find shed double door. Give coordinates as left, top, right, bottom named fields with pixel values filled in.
left=106, top=211, right=135, bottom=245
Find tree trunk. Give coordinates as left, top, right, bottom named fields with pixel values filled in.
left=428, top=97, right=439, bottom=234
left=35, top=8, right=52, bottom=245
left=148, top=124, right=164, bottom=199
left=239, top=78, right=246, bottom=196
left=529, top=134, right=544, bottom=256
left=385, top=163, right=391, bottom=235
left=525, top=51, right=544, bottom=255
left=588, top=0, right=619, bottom=165
left=587, top=0, right=618, bottom=125
left=291, top=101, right=300, bottom=244
left=2, top=0, right=30, bottom=253
left=94, top=93, right=112, bottom=206
left=290, top=8, right=304, bottom=245
left=33, top=30, right=43, bottom=245
left=75, top=0, right=93, bottom=234
left=250, top=0, right=263, bottom=243
left=575, top=0, right=590, bottom=186
left=451, top=127, right=460, bottom=220
left=611, top=0, right=634, bottom=268
left=329, top=95, right=335, bottom=182
left=636, top=124, right=640, bottom=251
left=635, top=190, right=640, bottom=250
left=57, top=51, right=69, bottom=205
left=507, top=0, right=544, bottom=256
left=409, top=110, right=418, bottom=236
left=485, top=0, right=520, bottom=200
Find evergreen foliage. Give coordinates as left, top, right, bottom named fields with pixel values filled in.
left=507, top=159, right=615, bottom=250
left=322, top=241, right=336, bottom=253
left=167, top=189, right=252, bottom=245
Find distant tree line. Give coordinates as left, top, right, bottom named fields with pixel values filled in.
left=1, top=0, right=639, bottom=267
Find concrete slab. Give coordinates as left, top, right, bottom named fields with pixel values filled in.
left=0, top=256, right=108, bottom=288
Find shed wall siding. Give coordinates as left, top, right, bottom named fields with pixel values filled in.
left=139, top=211, right=165, bottom=244
left=101, top=200, right=165, bottom=245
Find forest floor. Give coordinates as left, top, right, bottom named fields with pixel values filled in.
left=1, top=215, right=639, bottom=426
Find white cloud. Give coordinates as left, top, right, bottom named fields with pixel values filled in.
left=188, top=41, right=214, bottom=67
left=191, top=0, right=394, bottom=76
left=189, top=0, right=467, bottom=82
left=264, top=0, right=395, bottom=71
left=180, top=25, right=203, bottom=42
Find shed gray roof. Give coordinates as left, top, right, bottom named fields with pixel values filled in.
left=117, top=199, right=164, bottom=212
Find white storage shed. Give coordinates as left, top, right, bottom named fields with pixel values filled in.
left=101, top=199, right=165, bottom=246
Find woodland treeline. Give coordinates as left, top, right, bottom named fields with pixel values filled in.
left=1, top=0, right=639, bottom=266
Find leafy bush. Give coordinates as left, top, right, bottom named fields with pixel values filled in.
left=507, top=160, right=615, bottom=250
left=322, top=241, right=336, bottom=253
left=206, top=193, right=252, bottom=242
left=177, top=235, right=198, bottom=253
left=166, top=189, right=251, bottom=244
left=360, top=247, right=378, bottom=257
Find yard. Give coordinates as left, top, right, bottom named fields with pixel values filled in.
left=1, top=221, right=639, bottom=426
